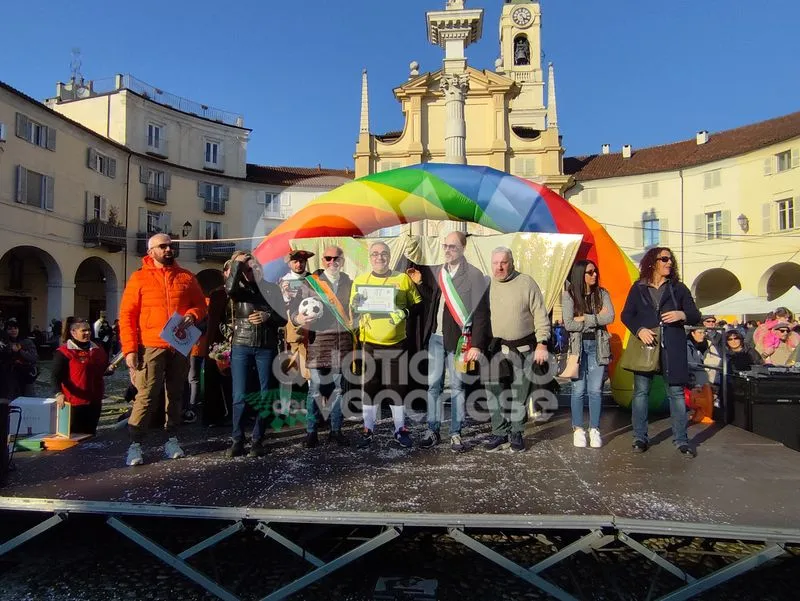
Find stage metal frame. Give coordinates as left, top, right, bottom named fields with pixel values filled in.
left=0, top=497, right=797, bottom=601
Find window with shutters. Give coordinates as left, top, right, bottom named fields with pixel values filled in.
left=15, top=113, right=56, bottom=150
left=705, top=211, right=723, bottom=239
left=263, top=192, right=281, bottom=217
left=777, top=198, right=795, bottom=231
left=199, top=182, right=227, bottom=214
left=642, top=182, right=659, bottom=199
left=205, top=221, right=222, bottom=240
left=642, top=217, right=660, bottom=247
left=776, top=151, right=791, bottom=173
left=703, top=170, right=721, bottom=189
left=513, top=158, right=536, bottom=177
left=15, top=166, right=54, bottom=210
left=87, top=148, right=117, bottom=178
left=144, top=210, right=171, bottom=234
left=143, top=168, right=168, bottom=204
left=91, top=195, right=103, bottom=220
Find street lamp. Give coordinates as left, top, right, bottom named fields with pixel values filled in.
left=737, top=214, right=749, bottom=233
left=182, top=221, right=193, bottom=238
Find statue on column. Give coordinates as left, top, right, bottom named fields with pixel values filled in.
left=446, top=0, right=465, bottom=10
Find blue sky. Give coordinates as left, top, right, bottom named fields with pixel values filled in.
left=3, top=0, right=798, bottom=169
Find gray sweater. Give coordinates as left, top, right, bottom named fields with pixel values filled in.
left=561, top=288, right=615, bottom=365
left=489, top=272, right=550, bottom=344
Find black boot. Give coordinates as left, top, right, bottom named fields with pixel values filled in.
left=248, top=438, right=268, bottom=458
left=305, top=431, right=319, bottom=448
left=226, top=439, right=245, bottom=458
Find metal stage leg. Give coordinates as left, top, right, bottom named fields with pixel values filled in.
left=179, top=521, right=245, bottom=560
left=618, top=532, right=696, bottom=584
left=656, top=543, right=786, bottom=601
left=449, top=527, right=579, bottom=601
left=0, top=512, right=67, bottom=557
left=255, top=521, right=325, bottom=567
left=108, top=517, right=240, bottom=601
left=258, top=526, right=402, bottom=601
left=529, top=529, right=615, bottom=574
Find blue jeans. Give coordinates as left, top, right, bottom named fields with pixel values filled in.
left=306, top=368, right=344, bottom=433
left=631, top=373, right=689, bottom=446
left=571, top=339, right=604, bottom=429
left=230, top=345, right=275, bottom=443
left=426, top=334, right=466, bottom=435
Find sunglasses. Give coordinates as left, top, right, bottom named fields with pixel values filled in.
left=370, top=252, right=390, bottom=258
left=323, top=255, right=342, bottom=262
left=776, top=328, right=790, bottom=333
left=442, top=244, right=462, bottom=251
left=585, top=269, right=597, bottom=275
left=153, top=243, right=177, bottom=250
left=657, top=256, right=673, bottom=263
left=703, top=319, right=717, bottom=323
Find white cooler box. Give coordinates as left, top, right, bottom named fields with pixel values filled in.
left=9, top=397, right=57, bottom=437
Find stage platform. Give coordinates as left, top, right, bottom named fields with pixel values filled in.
left=1, top=409, right=799, bottom=601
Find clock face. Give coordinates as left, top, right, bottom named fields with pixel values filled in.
left=512, top=7, right=532, bottom=27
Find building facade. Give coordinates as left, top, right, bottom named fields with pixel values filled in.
left=0, top=77, right=349, bottom=333
left=564, top=114, right=800, bottom=308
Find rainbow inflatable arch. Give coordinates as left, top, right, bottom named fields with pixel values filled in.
left=253, top=164, right=651, bottom=407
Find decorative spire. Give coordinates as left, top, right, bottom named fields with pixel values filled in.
left=547, top=62, right=558, bottom=128
left=359, top=69, right=369, bottom=135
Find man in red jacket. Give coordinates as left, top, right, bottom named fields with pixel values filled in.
left=119, top=233, right=206, bottom=466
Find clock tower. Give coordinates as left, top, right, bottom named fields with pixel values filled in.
left=497, top=0, right=546, bottom=130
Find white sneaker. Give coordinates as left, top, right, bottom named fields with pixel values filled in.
left=164, top=437, right=185, bottom=459
left=573, top=427, right=587, bottom=448
left=589, top=428, right=603, bottom=449
left=126, top=443, right=144, bottom=466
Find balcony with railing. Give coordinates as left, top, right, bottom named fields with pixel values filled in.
left=145, top=184, right=168, bottom=204
left=83, top=220, right=126, bottom=252
left=196, top=241, right=236, bottom=262
left=136, top=233, right=180, bottom=257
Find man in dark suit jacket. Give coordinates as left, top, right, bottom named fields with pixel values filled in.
left=410, top=231, right=490, bottom=453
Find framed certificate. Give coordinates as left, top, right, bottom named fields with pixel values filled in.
left=354, top=285, right=396, bottom=314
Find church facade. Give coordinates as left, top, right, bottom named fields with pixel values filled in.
left=354, top=0, right=568, bottom=236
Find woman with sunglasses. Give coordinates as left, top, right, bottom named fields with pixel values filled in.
left=724, top=329, right=762, bottom=372
left=621, top=247, right=701, bottom=456
left=562, top=260, right=615, bottom=448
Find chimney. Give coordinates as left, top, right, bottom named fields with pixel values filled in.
left=696, top=130, right=709, bottom=145
left=601, top=144, right=610, bottom=155
left=622, top=144, right=632, bottom=159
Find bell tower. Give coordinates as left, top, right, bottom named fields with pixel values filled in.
left=497, top=0, right=546, bottom=130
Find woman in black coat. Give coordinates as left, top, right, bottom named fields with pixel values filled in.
left=621, top=247, right=701, bottom=456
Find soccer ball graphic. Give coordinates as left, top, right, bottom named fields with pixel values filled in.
left=299, top=297, right=323, bottom=319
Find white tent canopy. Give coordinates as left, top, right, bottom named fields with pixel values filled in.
left=768, top=286, right=800, bottom=314
left=699, top=290, right=771, bottom=315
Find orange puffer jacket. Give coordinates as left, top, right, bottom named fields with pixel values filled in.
left=119, top=256, right=207, bottom=355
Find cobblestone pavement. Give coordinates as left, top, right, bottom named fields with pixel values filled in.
left=0, top=513, right=797, bottom=601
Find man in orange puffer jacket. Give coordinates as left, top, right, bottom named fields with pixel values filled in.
left=119, top=233, right=207, bottom=466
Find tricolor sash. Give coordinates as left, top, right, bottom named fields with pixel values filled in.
left=438, top=266, right=472, bottom=332
left=438, top=266, right=475, bottom=370
left=305, top=274, right=353, bottom=333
